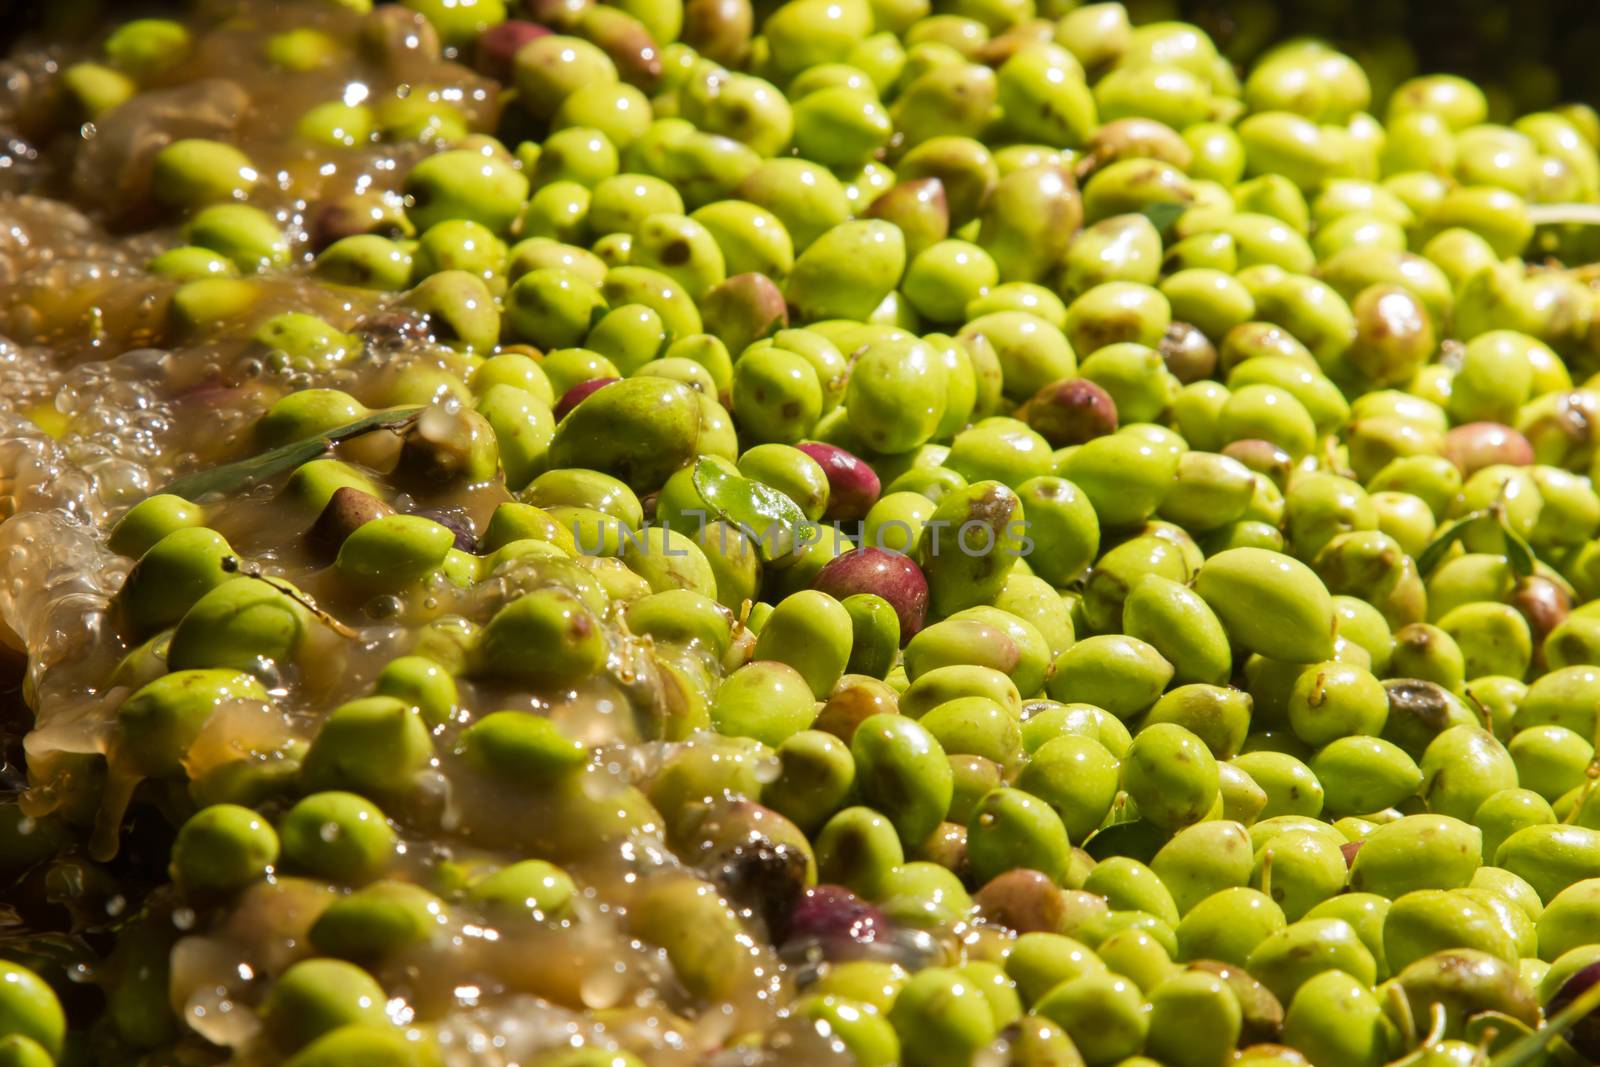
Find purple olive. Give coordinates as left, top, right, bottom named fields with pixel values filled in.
left=306, top=201, right=362, bottom=252
left=554, top=377, right=620, bottom=420
left=475, top=19, right=552, bottom=81
left=307, top=486, right=394, bottom=556
left=577, top=6, right=663, bottom=91
left=1022, top=378, right=1118, bottom=447
left=711, top=836, right=812, bottom=940
left=177, top=377, right=248, bottom=410
left=1441, top=422, right=1534, bottom=476
left=410, top=507, right=479, bottom=553
left=306, top=194, right=409, bottom=252
left=522, top=0, right=591, bottom=31
left=864, top=178, right=949, bottom=260
left=813, top=676, right=900, bottom=743
left=918, top=821, right=968, bottom=877
left=1546, top=960, right=1600, bottom=1059
left=974, top=868, right=1065, bottom=933
left=681, top=0, right=753, bottom=66
left=813, top=547, right=929, bottom=640
left=784, top=884, right=884, bottom=946
left=1340, top=840, right=1362, bottom=868
left=1520, top=390, right=1600, bottom=470
left=1511, top=575, right=1570, bottom=666
left=700, top=273, right=789, bottom=358
left=797, top=442, right=881, bottom=522
left=1159, top=321, right=1218, bottom=384
left=358, top=5, right=442, bottom=66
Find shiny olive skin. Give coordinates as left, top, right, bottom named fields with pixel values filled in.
left=23, top=6, right=1600, bottom=1065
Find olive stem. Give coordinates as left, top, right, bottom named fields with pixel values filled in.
left=1472, top=1027, right=1497, bottom=1067
left=1422, top=1002, right=1448, bottom=1049
left=1567, top=762, right=1600, bottom=825
left=1072, top=147, right=1111, bottom=181
left=731, top=597, right=753, bottom=638
left=1319, top=435, right=1353, bottom=479
left=1461, top=684, right=1494, bottom=732
left=1387, top=982, right=1418, bottom=1050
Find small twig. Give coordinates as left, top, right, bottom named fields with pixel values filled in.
left=220, top=556, right=359, bottom=638
left=1462, top=684, right=1495, bottom=733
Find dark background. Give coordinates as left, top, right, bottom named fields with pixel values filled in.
left=3, top=0, right=1600, bottom=108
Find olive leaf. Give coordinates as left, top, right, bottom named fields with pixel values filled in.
left=1414, top=510, right=1486, bottom=576
left=0, top=928, right=95, bottom=966
left=691, top=458, right=808, bottom=563
left=1084, top=795, right=1142, bottom=848
left=1138, top=201, right=1189, bottom=236
left=1488, top=976, right=1600, bottom=1067
left=1502, top=523, right=1538, bottom=580
left=162, top=407, right=423, bottom=501
left=1468, top=1011, right=1588, bottom=1067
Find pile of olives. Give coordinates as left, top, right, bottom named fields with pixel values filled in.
left=8, top=0, right=1600, bottom=1064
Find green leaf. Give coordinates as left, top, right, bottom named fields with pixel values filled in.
left=1501, top=522, right=1539, bottom=580
left=692, top=458, right=807, bottom=563
left=1490, top=977, right=1600, bottom=1067
left=162, top=407, right=423, bottom=501
left=1469, top=1011, right=1588, bottom=1067
left=1415, top=510, right=1487, bottom=576
left=1139, top=201, right=1188, bottom=235
left=1098, top=792, right=1141, bottom=830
